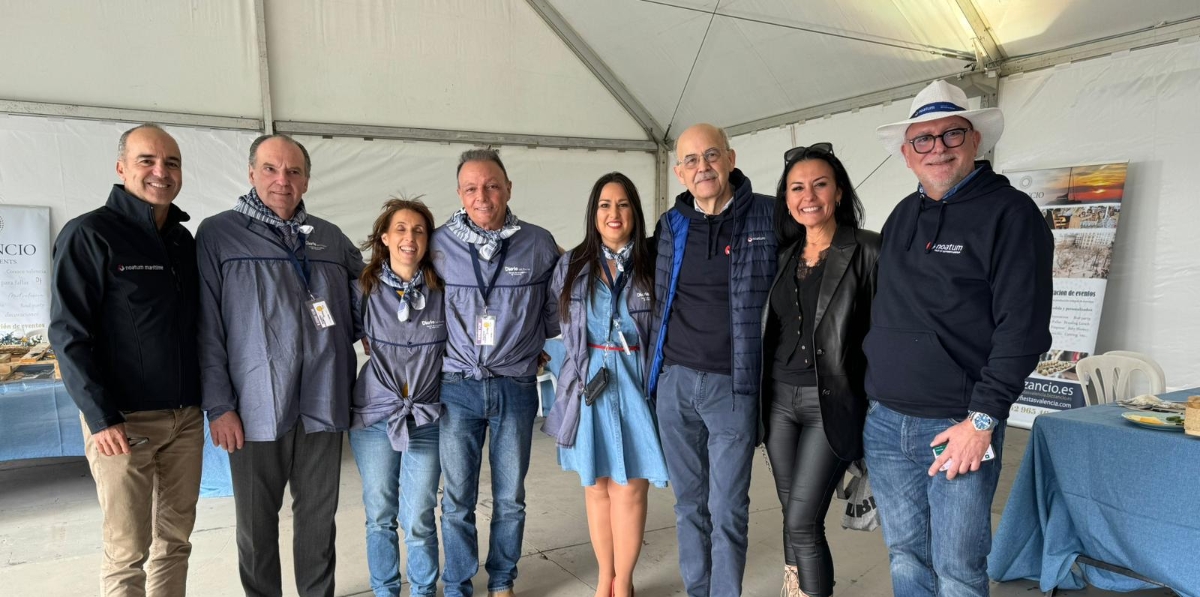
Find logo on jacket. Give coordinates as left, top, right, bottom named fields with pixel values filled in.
left=116, top=264, right=165, bottom=272
left=929, top=243, right=964, bottom=255
left=747, top=236, right=767, bottom=243
left=504, top=266, right=531, bottom=278
left=636, top=290, right=651, bottom=303
left=305, top=241, right=327, bottom=251
left=420, top=319, right=445, bottom=330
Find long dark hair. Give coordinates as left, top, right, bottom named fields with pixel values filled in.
left=773, top=147, right=865, bottom=247
left=560, top=172, right=654, bottom=321
left=359, top=197, right=442, bottom=297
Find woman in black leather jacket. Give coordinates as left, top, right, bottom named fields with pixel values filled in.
left=761, top=143, right=880, bottom=597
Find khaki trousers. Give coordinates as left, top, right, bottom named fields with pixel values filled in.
left=83, top=407, right=204, bottom=597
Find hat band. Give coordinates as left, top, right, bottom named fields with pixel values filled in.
left=911, top=101, right=965, bottom=119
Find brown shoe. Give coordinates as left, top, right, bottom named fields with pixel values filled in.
left=488, top=590, right=515, bottom=597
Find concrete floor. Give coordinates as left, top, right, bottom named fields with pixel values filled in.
left=0, top=424, right=1175, bottom=597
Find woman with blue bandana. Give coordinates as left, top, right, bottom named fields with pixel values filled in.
left=543, top=172, right=668, bottom=597
left=349, top=198, right=447, bottom=597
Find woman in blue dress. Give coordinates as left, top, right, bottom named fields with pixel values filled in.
left=350, top=198, right=447, bottom=597
left=543, top=172, right=668, bottom=597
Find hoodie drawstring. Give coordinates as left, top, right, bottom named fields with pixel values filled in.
left=904, top=196, right=949, bottom=253
left=706, top=216, right=725, bottom=259
left=925, top=201, right=948, bottom=253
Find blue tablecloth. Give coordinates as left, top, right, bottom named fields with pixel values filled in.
left=988, top=388, right=1200, bottom=595
left=0, top=380, right=232, bottom=498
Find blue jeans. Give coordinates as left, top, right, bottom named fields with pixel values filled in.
left=350, top=419, right=442, bottom=597
left=438, top=373, right=539, bottom=597
left=862, top=400, right=1006, bottom=597
left=655, top=364, right=757, bottom=597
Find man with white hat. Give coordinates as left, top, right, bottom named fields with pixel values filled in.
left=861, top=79, right=1053, bottom=596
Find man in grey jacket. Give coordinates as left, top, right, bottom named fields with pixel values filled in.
left=432, top=149, right=560, bottom=597
left=197, top=134, right=364, bottom=597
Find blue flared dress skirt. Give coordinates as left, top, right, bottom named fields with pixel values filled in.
left=557, top=280, right=669, bottom=488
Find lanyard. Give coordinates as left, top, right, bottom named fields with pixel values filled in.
left=469, top=239, right=509, bottom=310
left=599, top=259, right=627, bottom=322
left=272, top=231, right=312, bottom=293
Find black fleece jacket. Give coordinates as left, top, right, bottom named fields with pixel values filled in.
left=49, top=185, right=201, bottom=433
left=863, top=162, right=1053, bottom=420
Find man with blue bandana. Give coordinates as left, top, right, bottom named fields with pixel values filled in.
left=431, top=148, right=560, bottom=597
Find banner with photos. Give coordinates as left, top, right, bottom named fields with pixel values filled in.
left=1006, top=162, right=1127, bottom=429
left=0, top=205, right=52, bottom=346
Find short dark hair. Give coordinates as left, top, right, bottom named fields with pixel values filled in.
left=773, top=146, right=865, bottom=247
left=117, top=123, right=169, bottom=160
left=249, top=134, right=312, bottom=177
left=456, top=148, right=508, bottom=179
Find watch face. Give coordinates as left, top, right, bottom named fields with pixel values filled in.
left=972, top=412, right=994, bottom=430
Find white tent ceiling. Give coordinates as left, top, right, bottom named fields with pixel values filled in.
left=3, top=0, right=1198, bottom=147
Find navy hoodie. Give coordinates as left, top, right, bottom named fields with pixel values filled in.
left=864, top=161, right=1053, bottom=420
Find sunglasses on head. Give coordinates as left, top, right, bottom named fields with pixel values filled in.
left=783, top=142, right=834, bottom=163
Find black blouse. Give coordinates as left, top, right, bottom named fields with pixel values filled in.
left=770, top=248, right=826, bottom=387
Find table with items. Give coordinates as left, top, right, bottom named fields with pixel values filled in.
left=988, top=388, right=1200, bottom=595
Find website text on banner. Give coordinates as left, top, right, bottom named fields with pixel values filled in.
left=1007, top=163, right=1127, bottom=429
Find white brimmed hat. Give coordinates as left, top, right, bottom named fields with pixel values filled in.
left=876, top=79, right=1004, bottom=157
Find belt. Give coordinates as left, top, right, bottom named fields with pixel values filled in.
left=588, top=343, right=639, bottom=352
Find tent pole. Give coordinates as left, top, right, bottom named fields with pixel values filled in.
left=525, top=0, right=667, bottom=145
left=252, top=0, right=274, bottom=135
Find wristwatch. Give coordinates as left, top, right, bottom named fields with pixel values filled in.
left=968, top=411, right=997, bottom=431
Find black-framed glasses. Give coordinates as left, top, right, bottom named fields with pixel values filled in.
left=906, top=127, right=972, bottom=154
left=678, top=147, right=727, bottom=169
left=784, top=142, right=834, bottom=163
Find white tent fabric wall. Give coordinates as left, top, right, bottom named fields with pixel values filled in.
left=712, top=40, right=1200, bottom=392
left=995, top=41, right=1200, bottom=392
left=0, top=116, right=255, bottom=238
left=0, top=115, right=655, bottom=255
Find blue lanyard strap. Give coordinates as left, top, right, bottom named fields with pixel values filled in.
left=599, top=259, right=627, bottom=324
left=278, top=233, right=312, bottom=293
left=469, top=239, right=509, bottom=308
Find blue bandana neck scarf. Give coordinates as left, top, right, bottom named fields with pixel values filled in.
left=601, top=240, right=634, bottom=273
left=444, top=208, right=521, bottom=261
left=235, top=188, right=309, bottom=248
left=379, top=262, right=426, bottom=322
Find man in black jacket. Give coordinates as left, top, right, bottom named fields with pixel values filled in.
left=863, top=80, right=1053, bottom=597
left=49, top=123, right=203, bottom=597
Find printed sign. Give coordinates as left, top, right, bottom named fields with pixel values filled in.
left=0, top=205, right=52, bottom=346
left=1007, top=163, right=1127, bottom=428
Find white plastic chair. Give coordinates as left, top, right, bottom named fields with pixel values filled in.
left=1103, top=350, right=1167, bottom=394
left=535, top=370, right=557, bottom=417
left=1075, top=354, right=1166, bottom=405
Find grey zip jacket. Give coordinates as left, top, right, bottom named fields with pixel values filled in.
left=197, top=209, right=365, bottom=441
left=431, top=219, right=560, bottom=379
left=542, top=250, right=654, bottom=447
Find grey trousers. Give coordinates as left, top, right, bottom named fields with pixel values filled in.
left=229, top=423, right=343, bottom=597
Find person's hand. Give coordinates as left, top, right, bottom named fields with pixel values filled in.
left=92, top=423, right=131, bottom=456
left=538, top=350, right=551, bottom=368
left=210, top=411, right=245, bottom=453
left=928, top=420, right=992, bottom=480
left=361, top=338, right=371, bottom=356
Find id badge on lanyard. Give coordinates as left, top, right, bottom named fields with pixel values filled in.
left=471, top=241, right=509, bottom=346
left=601, top=260, right=631, bottom=355
left=307, top=295, right=336, bottom=329
left=282, top=232, right=335, bottom=329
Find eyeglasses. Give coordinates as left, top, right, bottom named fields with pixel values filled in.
left=677, top=148, right=727, bottom=169
left=783, top=142, right=834, bottom=163
left=906, top=127, right=972, bottom=154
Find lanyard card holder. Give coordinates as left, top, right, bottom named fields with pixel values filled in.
left=307, top=295, right=336, bottom=329
left=583, top=366, right=609, bottom=407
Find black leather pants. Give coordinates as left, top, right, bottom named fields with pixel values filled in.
left=765, top=382, right=850, bottom=597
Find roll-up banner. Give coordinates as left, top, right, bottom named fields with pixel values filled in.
left=1007, top=162, right=1127, bottom=429
left=0, top=205, right=52, bottom=346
